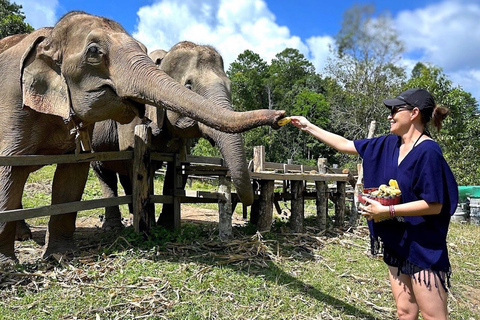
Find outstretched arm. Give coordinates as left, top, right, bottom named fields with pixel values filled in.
left=290, top=116, right=358, bottom=155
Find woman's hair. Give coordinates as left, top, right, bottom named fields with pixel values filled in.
left=421, top=105, right=449, bottom=132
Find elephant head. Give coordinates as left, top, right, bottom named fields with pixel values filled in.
left=19, top=11, right=285, bottom=134
left=150, top=42, right=254, bottom=205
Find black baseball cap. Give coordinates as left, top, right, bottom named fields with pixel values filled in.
left=383, top=88, right=435, bottom=110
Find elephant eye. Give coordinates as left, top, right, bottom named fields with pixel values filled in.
left=86, top=44, right=103, bottom=64
left=185, top=80, right=193, bottom=90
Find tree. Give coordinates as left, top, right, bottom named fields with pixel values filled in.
left=0, top=0, right=33, bottom=39
left=325, top=4, right=406, bottom=144
left=406, top=63, right=480, bottom=185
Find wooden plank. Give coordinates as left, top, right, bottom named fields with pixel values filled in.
left=0, top=151, right=133, bottom=166
left=185, top=155, right=224, bottom=166
left=150, top=153, right=175, bottom=162
left=149, top=194, right=173, bottom=204
left=0, top=196, right=132, bottom=222
left=264, top=162, right=317, bottom=172
left=249, top=172, right=350, bottom=181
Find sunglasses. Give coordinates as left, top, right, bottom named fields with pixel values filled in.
left=390, top=105, right=413, bottom=117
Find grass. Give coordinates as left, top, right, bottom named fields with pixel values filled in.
left=1, top=165, right=479, bottom=319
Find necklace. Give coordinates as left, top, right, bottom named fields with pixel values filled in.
left=412, top=132, right=425, bottom=149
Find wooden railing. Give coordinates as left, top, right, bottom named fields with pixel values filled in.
left=0, top=125, right=235, bottom=238
left=0, top=127, right=360, bottom=237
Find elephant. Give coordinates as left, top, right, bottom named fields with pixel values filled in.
left=0, top=11, right=285, bottom=265
left=90, top=41, right=255, bottom=231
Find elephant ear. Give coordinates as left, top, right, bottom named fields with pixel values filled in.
left=20, top=33, right=71, bottom=121
left=149, top=49, right=168, bottom=66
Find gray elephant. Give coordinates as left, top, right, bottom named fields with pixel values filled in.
left=90, top=41, right=254, bottom=230
left=0, top=11, right=285, bottom=264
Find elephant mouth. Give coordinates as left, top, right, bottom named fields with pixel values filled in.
left=127, top=99, right=146, bottom=119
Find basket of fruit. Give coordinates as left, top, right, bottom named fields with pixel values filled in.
left=358, top=179, right=402, bottom=206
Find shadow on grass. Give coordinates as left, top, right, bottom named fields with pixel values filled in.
left=7, top=218, right=384, bottom=320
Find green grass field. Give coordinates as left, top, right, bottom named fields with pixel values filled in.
left=1, top=165, right=478, bottom=320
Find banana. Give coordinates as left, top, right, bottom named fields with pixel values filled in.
left=368, top=180, right=401, bottom=198
left=389, top=179, right=399, bottom=190
left=277, top=117, right=291, bottom=126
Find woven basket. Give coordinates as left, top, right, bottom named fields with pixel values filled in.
left=358, top=188, right=402, bottom=206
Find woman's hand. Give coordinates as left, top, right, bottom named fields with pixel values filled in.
left=359, top=197, right=389, bottom=222
left=290, top=116, right=311, bottom=130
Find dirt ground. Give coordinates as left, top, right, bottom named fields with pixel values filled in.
left=14, top=205, right=248, bottom=264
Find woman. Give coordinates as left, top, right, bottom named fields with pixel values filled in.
left=290, top=88, right=458, bottom=320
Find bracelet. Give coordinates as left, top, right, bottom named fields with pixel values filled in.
left=389, top=205, right=396, bottom=217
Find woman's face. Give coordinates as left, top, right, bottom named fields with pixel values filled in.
left=388, top=105, right=414, bottom=134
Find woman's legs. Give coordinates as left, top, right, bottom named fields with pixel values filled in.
left=411, top=270, right=449, bottom=320
left=388, top=266, right=419, bottom=320
left=388, top=266, right=449, bottom=320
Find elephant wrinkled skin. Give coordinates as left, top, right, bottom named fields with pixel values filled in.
left=0, top=12, right=285, bottom=264
left=91, top=41, right=255, bottom=230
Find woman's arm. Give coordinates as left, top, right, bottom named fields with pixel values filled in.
left=290, top=116, right=358, bottom=155
left=360, top=198, right=443, bottom=222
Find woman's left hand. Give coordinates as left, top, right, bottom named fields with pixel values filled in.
left=359, top=197, right=388, bottom=222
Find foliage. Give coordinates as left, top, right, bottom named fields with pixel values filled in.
left=325, top=4, right=406, bottom=145
left=0, top=0, right=33, bottom=39
left=405, top=63, right=480, bottom=185
left=190, top=137, right=222, bottom=158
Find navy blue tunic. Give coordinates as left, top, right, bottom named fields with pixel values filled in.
left=354, top=135, right=458, bottom=289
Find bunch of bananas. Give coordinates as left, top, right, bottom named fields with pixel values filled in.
left=370, top=179, right=401, bottom=197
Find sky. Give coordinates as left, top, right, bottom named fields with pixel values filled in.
left=13, top=0, right=480, bottom=103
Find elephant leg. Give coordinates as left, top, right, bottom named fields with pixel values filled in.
left=15, top=218, right=32, bottom=241
left=157, top=162, right=187, bottom=229
left=43, top=162, right=89, bottom=259
left=0, top=166, right=30, bottom=265
left=119, top=173, right=133, bottom=214
left=93, top=163, right=125, bottom=230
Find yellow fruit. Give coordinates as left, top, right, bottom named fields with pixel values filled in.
left=277, top=117, right=291, bottom=126
left=389, top=179, right=399, bottom=190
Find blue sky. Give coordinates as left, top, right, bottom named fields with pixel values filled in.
left=15, top=0, right=480, bottom=103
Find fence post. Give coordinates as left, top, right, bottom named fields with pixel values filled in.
left=218, top=175, right=232, bottom=239
left=290, top=180, right=305, bottom=233
left=316, top=158, right=328, bottom=231
left=133, top=124, right=155, bottom=233
left=253, top=145, right=265, bottom=172
left=335, top=181, right=346, bottom=227
left=172, top=154, right=182, bottom=229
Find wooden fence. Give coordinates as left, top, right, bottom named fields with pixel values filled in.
left=0, top=125, right=236, bottom=238
left=0, top=125, right=359, bottom=237
left=248, top=146, right=358, bottom=233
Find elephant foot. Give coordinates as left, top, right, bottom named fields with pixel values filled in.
left=101, top=218, right=125, bottom=231
left=0, top=252, right=18, bottom=268
left=15, top=220, right=32, bottom=241
left=156, top=212, right=175, bottom=229
left=42, top=239, right=77, bottom=260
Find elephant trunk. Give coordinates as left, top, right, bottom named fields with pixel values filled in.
left=110, top=42, right=284, bottom=133
left=200, top=123, right=254, bottom=205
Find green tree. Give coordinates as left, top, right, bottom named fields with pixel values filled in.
left=0, top=0, right=33, bottom=38
left=405, top=63, right=480, bottom=185
left=325, top=4, right=405, bottom=143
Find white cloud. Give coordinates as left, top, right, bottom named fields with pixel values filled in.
left=306, top=36, right=335, bottom=73
left=395, top=0, right=480, bottom=101
left=15, top=0, right=58, bottom=29
left=133, top=0, right=310, bottom=68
